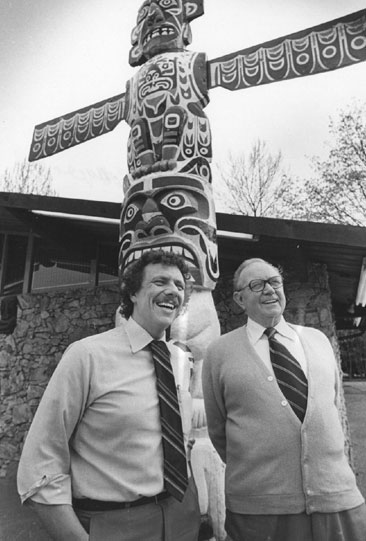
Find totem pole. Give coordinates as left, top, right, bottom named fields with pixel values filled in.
left=28, top=3, right=366, bottom=539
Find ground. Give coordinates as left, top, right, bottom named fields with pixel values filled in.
left=343, top=381, right=366, bottom=498
left=0, top=382, right=365, bottom=540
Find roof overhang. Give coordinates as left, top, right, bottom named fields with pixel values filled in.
left=1, top=192, right=365, bottom=330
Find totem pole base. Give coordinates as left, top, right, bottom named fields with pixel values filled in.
left=171, top=289, right=226, bottom=541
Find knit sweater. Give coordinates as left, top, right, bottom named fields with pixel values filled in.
left=202, top=323, right=364, bottom=515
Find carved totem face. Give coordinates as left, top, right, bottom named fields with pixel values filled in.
left=129, top=0, right=204, bottom=66
left=119, top=173, right=218, bottom=289
left=131, top=0, right=188, bottom=62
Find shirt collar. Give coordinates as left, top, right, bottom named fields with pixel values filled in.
left=125, top=317, right=167, bottom=354
left=246, top=316, right=295, bottom=345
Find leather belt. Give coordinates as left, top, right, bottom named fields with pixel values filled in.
left=72, top=492, right=170, bottom=511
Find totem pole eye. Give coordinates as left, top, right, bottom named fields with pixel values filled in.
left=159, top=0, right=176, bottom=9
left=124, top=203, right=139, bottom=223
left=160, top=192, right=196, bottom=213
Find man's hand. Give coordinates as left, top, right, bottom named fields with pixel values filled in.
left=26, top=500, right=88, bottom=541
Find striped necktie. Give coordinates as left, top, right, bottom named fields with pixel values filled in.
left=150, top=340, right=188, bottom=501
left=264, top=328, right=308, bottom=422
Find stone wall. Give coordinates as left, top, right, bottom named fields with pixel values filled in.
left=0, top=285, right=120, bottom=476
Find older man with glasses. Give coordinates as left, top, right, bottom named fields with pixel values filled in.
left=203, top=257, right=366, bottom=541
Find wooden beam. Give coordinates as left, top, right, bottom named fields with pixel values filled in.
left=0, top=192, right=121, bottom=219
left=0, top=234, right=8, bottom=294
left=23, top=233, right=35, bottom=294
left=216, top=213, right=366, bottom=249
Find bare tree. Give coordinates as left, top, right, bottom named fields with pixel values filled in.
left=297, top=101, right=366, bottom=226
left=216, top=103, right=366, bottom=227
left=0, top=158, right=57, bottom=196
left=216, top=140, right=291, bottom=217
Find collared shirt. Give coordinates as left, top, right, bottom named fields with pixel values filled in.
left=246, top=316, right=308, bottom=376
left=17, top=318, right=193, bottom=505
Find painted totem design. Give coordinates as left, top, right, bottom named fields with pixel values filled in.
left=120, top=173, right=218, bottom=289
left=28, top=9, right=366, bottom=163
left=120, top=0, right=217, bottom=298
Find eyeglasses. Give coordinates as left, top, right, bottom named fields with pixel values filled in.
left=236, top=275, right=283, bottom=293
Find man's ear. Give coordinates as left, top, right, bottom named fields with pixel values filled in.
left=130, top=293, right=137, bottom=305
left=233, top=291, right=245, bottom=310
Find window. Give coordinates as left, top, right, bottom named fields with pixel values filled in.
left=32, top=238, right=92, bottom=291
left=0, top=233, right=120, bottom=295
left=2, top=235, right=28, bottom=295
left=0, top=234, right=4, bottom=285
left=97, top=243, right=119, bottom=284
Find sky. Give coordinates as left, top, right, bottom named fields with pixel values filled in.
left=1, top=0, right=365, bottom=209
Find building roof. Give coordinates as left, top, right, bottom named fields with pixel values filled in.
left=1, top=191, right=365, bottom=329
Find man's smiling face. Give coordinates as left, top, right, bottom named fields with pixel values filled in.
left=131, top=262, right=186, bottom=338
left=234, top=261, right=286, bottom=328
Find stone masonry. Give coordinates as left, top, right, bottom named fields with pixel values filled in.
left=0, top=285, right=120, bottom=477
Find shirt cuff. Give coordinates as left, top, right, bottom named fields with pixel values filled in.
left=20, top=473, right=72, bottom=505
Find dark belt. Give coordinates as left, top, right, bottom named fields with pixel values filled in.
left=72, top=492, right=170, bottom=511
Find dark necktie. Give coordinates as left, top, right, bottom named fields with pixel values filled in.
left=150, top=340, right=188, bottom=501
left=264, top=327, right=308, bottom=422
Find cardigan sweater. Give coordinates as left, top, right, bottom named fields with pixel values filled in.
left=202, top=323, right=364, bottom=515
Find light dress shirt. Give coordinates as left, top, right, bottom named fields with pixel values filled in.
left=17, top=317, right=193, bottom=505
left=246, top=316, right=308, bottom=376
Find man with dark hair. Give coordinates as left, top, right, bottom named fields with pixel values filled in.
left=18, top=250, right=200, bottom=541
left=203, top=257, right=366, bottom=541
left=119, top=249, right=191, bottom=320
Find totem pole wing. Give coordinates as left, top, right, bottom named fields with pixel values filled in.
left=208, top=9, right=366, bottom=91
left=29, top=92, right=127, bottom=161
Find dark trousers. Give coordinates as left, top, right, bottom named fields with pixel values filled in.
left=226, top=503, right=366, bottom=541
left=75, top=478, right=200, bottom=541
